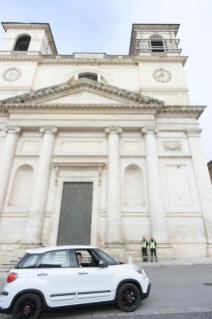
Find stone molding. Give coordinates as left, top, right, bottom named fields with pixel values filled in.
left=40, top=127, right=58, bottom=134
left=0, top=78, right=163, bottom=106
left=141, top=127, right=159, bottom=135
left=185, top=129, right=202, bottom=137
left=105, top=127, right=123, bottom=134
left=2, top=126, right=21, bottom=134
left=0, top=52, right=188, bottom=66
left=0, top=104, right=206, bottom=119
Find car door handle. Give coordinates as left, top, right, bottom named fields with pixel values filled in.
left=37, top=273, right=48, bottom=276
left=78, top=272, right=88, bottom=275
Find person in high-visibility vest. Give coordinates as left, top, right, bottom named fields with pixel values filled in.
left=141, top=236, right=148, bottom=262
left=149, top=237, right=158, bottom=262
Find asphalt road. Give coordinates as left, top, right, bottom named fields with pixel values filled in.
left=0, top=264, right=212, bottom=318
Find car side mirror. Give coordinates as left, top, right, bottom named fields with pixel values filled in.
left=98, top=259, right=107, bottom=268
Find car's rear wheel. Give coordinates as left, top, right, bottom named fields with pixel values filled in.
left=12, top=293, right=42, bottom=319
left=117, top=283, right=140, bottom=312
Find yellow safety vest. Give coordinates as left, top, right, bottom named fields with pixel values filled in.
left=149, top=240, right=156, bottom=249
left=141, top=240, right=147, bottom=248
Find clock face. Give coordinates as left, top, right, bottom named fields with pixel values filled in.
left=153, top=68, right=172, bottom=83
left=2, top=67, right=22, bottom=82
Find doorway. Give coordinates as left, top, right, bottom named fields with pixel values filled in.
left=57, top=182, right=93, bottom=245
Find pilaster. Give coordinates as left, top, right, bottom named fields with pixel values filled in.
left=142, top=126, right=175, bottom=260
left=186, top=129, right=212, bottom=256
left=0, top=126, right=21, bottom=214
left=22, top=126, right=57, bottom=245
left=104, top=127, right=125, bottom=258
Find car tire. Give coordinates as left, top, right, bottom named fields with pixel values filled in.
left=12, top=293, right=42, bottom=319
left=117, top=283, right=140, bottom=312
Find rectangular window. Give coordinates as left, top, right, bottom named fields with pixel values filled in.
left=38, top=250, right=71, bottom=268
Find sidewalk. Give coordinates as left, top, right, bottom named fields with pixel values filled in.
left=135, top=256, right=212, bottom=267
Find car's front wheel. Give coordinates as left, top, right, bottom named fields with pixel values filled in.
left=12, top=293, right=42, bottom=319
left=117, top=283, right=140, bottom=312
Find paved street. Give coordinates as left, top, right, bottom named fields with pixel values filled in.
left=0, top=264, right=212, bottom=318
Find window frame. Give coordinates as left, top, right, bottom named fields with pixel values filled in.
left=15, top=249, right=78, bottom=269
left=14, top=35, right=31, bottom=52
left=36, top=249, right=73, bottom=269
left=78, top=73, right=98, bottom=81
left=74, top=248, right=118, bottom=268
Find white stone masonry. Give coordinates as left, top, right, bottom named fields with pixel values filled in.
left=141, top=127, right=170, bottom=243
left=0, top=126, right=21, bottom=214
left=105, top=127, right=123, bottom=244
left=22, top=127, right=57, bottom=244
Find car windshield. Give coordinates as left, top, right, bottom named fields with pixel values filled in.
left=95, top=249, right=118, bottom=265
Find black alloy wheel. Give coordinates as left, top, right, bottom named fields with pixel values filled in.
left=117, top=283, right=140, bottom=312
left=13, top=293, right=42, bottom=319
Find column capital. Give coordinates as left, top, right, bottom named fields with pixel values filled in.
left=2, top=126, right=21, bottom=134
left=40, top=126, right=58, bottom=134
left=185, top=129, right=202, bottom=137
left=105, top=126, right=122, bottom=134
left=141, top=126, right=159, bottom=135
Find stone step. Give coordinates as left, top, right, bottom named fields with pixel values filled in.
left=0, top=268, right=11, bottom=272
left=0, top=265, right=14, bottom=269
left=1, top=263, right=17, bottom=266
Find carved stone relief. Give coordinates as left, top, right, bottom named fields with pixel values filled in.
left=163, top=141, right=182, bottom=152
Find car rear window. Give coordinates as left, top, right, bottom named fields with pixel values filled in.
left=15, top=253, right=40, bottom=269
left=38, top=250, right=71, bottom=268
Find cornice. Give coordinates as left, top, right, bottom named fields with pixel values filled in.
left=0, top=78, right=163, bottom=106
left=159, top=105, right=206, bottom=118
left=0, top=104, right=206, bottom=119
left=132, top=24, right=180, bottom=31
left=2, top=104, right=162, bottom=111
left=0, top=52, right=188, bottom=66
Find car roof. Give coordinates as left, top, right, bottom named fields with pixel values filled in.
left=26, top=245, right=97, bottom=254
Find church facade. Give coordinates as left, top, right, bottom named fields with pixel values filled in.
left=0, top=22, right=211, bottom=262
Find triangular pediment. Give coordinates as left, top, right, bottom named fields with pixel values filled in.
left=42, top=89, right=123, bottom=105
left=0, top=78, right=164, bottom=107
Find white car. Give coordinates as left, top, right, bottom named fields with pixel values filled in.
left=0, top=245, right=151, bottom=318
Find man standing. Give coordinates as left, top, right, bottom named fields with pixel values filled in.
left=141, top=236, right=148, bottom=262
left=149, top=237, right=158, bottom=262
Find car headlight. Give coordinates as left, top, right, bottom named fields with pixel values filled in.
left=133, top=266, right=144, bottom=274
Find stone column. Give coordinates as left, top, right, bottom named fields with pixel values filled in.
left=142, top=127, right=174, bottom=259
left=105, top=127, right=123, bottom=246
left=186, top=129, right=212, bottom=256
left=22, top=127, right=57, bottom=244
left=0, top=126, right=21, bottom=214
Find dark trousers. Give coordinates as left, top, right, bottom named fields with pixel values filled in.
left=150, top=249, right=157, bottom=261
left=142, top=248, right=148, bottom=262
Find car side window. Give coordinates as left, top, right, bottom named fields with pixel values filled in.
left=75, top=249, right=100, bottom=267
left=38, top=250, right=71, bottom=268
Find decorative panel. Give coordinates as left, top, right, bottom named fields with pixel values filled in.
left=61, top=142, right=101, bottom=153
left=21, top=141, right=39, bottom=153
left=124, top=142, right=140, bottom=153
left=165, top=165, right=192, bottom=205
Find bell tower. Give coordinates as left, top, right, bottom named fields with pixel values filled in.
left=0, top=22, right=57, bottom=55
left=129, top=24, right=181, bottom=56
left=129, top=24, right=190, bottom=106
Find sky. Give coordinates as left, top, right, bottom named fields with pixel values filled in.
left=0, top=0, right=211, bottom=162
